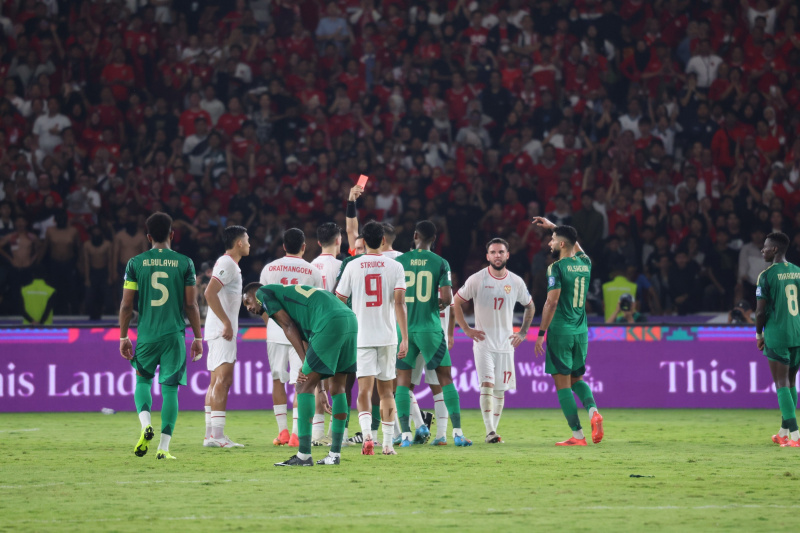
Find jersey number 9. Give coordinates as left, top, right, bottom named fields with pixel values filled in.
left=365, top=273, right=383, bottom=307
left=404, top=271, right=433, bottom=303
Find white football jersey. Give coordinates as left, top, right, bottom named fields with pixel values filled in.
left=336, top=253, right=406, bottom=347
left=455, top=267, right=532, bottom=352
left=204, top=254, right=242, bottom=341
left=311, top=254, right=342, bottom=293
left=260, top=255, right=323, bottom=344
left=382, top=250, right=403, bottom=259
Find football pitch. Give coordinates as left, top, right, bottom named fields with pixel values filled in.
left=1, top=409, right=797, bottom=532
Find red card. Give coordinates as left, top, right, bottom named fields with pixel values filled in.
left=357, top=174, right=369, bottom=188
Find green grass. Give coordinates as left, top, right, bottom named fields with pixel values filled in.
left=1, top=409, right=799, bottom=532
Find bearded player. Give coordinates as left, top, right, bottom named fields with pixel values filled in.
left=533, top=217, right=603, bottom=447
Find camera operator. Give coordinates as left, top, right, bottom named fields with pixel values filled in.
left=610, top=293, right=645, bottom=324
left=727, top=299, right=754, bottom=325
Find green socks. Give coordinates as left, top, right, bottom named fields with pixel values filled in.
left=442, top=383, right=462, bottom=429
left=298, top=392, right=314, bottom=455
left=781, top=387, right=797, bottom=429
left=778, top=387, right=798, bottom=432
left=331, top=393, right=347, bottom=454
left=134, top=376, right=152, bottom=414
left=371, top=404, right=381, bottom=432
left=160, top=384, right=178, bottom=436
left=396, top=385, right=411, bottom=433
left=557, top=388, right=582, bottom=431
left=572, top=380, right=597, bottom=412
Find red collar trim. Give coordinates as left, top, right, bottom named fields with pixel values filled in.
left=487, top=267, right=508, bottom=280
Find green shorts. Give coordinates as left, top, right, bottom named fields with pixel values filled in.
left=764, top=345, right=800, bottom=368
left=131, top=333, right=187, bottom=386
left=545, top=332, right=588, bottom=377
left=302, top=314, right=358, bottom=378
left=396, top=331, right=451, bottom=371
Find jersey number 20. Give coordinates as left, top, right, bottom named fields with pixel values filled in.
left=405, top=271, right=433, bottom=303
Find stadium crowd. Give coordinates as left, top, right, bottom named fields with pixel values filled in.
left=0, top=0, right=798, bottom=321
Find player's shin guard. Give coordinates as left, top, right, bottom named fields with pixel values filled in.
left=778, top=387, right=799, bottom=433
left=297, top=393, right=315, bottom=456
left=557, top=388, right=582, bottom=432
left=396, top=385, right=412, bottom=433
left=442, top=383, right=462, bottom=431
left=331, top=393, right=348, bottom=454
left=572, top=380, right=597, bottom=412
left=135, top=376, right=152, bottom=427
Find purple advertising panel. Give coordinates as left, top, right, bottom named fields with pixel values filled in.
left=0, top=326, right=783, bottom=412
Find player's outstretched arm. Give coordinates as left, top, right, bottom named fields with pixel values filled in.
left=395, top=290, right=409, bottom=359
left=511, top=300, right=536, bottom=349
left=535, top=289, right=560, bottom=356
left=755, top=299, right=767, bottom=351
left=346, top=185, right=363, bottom=250
left=119, top=288, right=136, bottom=360
left=184, top=285, right=203, bottom=361
left=453, top=293, right=485, bottom=342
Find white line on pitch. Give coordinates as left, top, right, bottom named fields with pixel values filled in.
left=0, top=428, right=39, bottom=433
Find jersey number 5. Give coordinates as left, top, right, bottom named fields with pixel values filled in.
left=365, top=274, right=383, bottom=307
left=151, top=272, right=169, bottom=307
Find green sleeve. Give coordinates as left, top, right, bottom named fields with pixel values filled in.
left=184, top=259, right=197, bottom=286
left=547, top=261, right=561, bottom=292
left=577, top=251, right=592, bottom=266
left=756, top=270, right=768, bottom=301
left=123, top=258, right=138, bottom=290
left=256, top=287, right=283, bottom=317
left=439, top=259, right=452, bottom=288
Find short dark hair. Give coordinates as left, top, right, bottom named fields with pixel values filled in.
left=317, top=222, right=341, bottom=246
left=553, top=225, right=579, bottom=245
left=283, top=228, right=305, bottom=255
left=767, top=232, right=790, bottom=252
left=223, top=225, right=247, bottom=250
left=146, top=212, right=172, bottom=243
left=243, top=281, right=261, bottom=297
left=486, top=237, right=509, bottom=251
left=381, top=222, right=396, bottom=244
left=362, top=221, right=384, bottom=250
left=415, top=220, right=437, bottom=243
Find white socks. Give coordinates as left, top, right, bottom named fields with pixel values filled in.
left=492, top=390, right=505, bottom=432
left=453, top=427, right=463, bottom=438
left=382, top=421, right=394, bottom=448
left=588, top=406, right=598, bottom=418
left=792, top=430, right=800, bottom=441
left=204, top=406, right=211, bottom=438
left=573, top=429, right=585, bottom=440
left=158, top=433, right=171, bottom=452
left=433, top=393, right=448, bottom=439
left=274, top=404, right=288, bottom=432
left=780, top=428, right=790, bottom=438
left=480, top=386, right=493, bottom=434
left=139, top=410, right=152, bottom=430
left=393, top=417, right=401, bottom=436
left=292, top=407, right=298, bottom=436
left=312, top=414, right=325, bottom=440
left=297, top=452, right=311, bottom=460
left=410, top=393, right=424, bottom=429
left=358, top=411, right=372, bottom=440
left=211, top=411, right=225, bottom=439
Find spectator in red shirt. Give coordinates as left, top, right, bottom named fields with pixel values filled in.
left=179, top=92, right=212, bottom=137
left=217, top=97, right=247, bottom=139
left=101, top=48, right=135, bottom=103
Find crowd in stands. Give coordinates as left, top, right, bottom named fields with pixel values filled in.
left=0, top=0, right=799, bottom=321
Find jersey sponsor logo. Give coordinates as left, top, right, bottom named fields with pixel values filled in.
left=504, top=285, right=512, bottom=294
left=219, top=270, right=224, bottom=276
left=268, top=265, right=313, bottom=275
left=484, top=286, right=494, bottom=289
left=756, top=287, right=762, bottom=297
left=548, top=276, right=556, bottom=287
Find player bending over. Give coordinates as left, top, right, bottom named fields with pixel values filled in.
left=337, top=221, right=409, bottom=455
left=533, top=218, right=603, bottom=446
left=120, top=212, right=203, bottom=460
left=755, top=232, right=800, bottom=447
left=243, top=283, right=357, bottom=466
left=454, top=237, right=534, bottom=444
left=396, top=220, right=473, bottom=447
left=260, top=229, right=323, bottom=447
left=202, top=225, right=249, bottom=448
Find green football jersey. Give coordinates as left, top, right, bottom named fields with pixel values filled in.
left=546, top=251, right=591, bottom=335
left=123, top=247, right=196, bottom=343
left=335, top=254, right=362, bottom=308
left=757, top=262, right=800, bottom=349
left=396, top=249, right=452, bottom=333
left=255, top=284, right=351, bottom=339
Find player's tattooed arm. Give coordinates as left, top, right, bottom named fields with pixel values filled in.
left=511, top=300, right=536, bottom=349
left=755, top=298, right=767, bottom=351
left=535, top=289, right=560, bottom=356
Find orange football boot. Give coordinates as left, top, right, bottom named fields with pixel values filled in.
left=288, top=433, right=299, bottom=447
left=556, top=437, right=587, bottom=446
left=773, top=434, right=789, bottom=446
left=273, top=429, right=290, bottom=446
left=591, top=412, right=604, bottom=444
left=362, top=439, right=375, bottom=455
left=781, top=439, right=800, bottom=447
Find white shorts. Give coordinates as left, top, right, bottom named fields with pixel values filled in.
left=473, top=345, right=516, bottom=391
left=206, top=337, right=237, bottom=371
left=411, top=354, right=440, bottom=386
left=356, top=346, right=396, bottom=380
left=267, top=342, right=302, bottom=385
